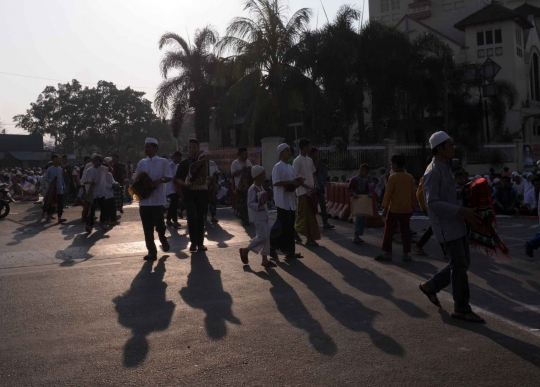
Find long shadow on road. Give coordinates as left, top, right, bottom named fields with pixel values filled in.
left=438, top=309, right=540, bottom=368
left=314, top=246, right=428, bottom=319
left=179, top=253, right=240, bottom=340
left=277, top=258, right=405, bottom=357
left=243, top=265, right=337, bottom=356
left=113, top=256, right=175, bottom=368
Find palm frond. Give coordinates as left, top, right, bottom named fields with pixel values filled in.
left=194, top=25, right=219, bottom=53
left=158, top=32, right=191, bottom=55
left=154, top=75, right=189, bottom=117
left=160, top=51, right=189, bottom=79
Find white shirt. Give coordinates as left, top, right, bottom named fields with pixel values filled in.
left=105, top=173, right=116, bottom=200
left=247, top=184, right=268, bottom=222
left=231, top=159, right=252, bottom=188
left=209, top=160, right=218, bottom=176
left=81, top=166, right=109, bottom=199
left=272, top=160, right=296, bottom=211
left=514, top=181, right=525, bottom=197
left=524, top=188, right=539, bottom=208
left=524, top=181, right=534, bottom=196
left=166, top=160, right=178, bottom=196
left=293, top=154, right=316, bottom=196
left=135, top=156, right=172, bottom=206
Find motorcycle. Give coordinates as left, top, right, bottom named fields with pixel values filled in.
left=0, top=183, right=15, bottom=219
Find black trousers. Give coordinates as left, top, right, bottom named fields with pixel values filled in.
left=185, top=190, right=208, bottom=245
left=87, top=197, right=106, bottom=228
left=237, top=193, right=248, bottom=222
left=139, top=205, right=166, bottom=254
left=270, top=207, right=296, bottom=255
left=47, top=194, right=64, bottom=218
left=167, top=193, right=179, bottom=223
left=105, top=197, right=116, bottom=223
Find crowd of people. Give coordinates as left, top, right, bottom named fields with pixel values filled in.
left=5, top=130, right=540, bottom=325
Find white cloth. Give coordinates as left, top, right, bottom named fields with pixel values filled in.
left=524, top=189, right=538, bottom=208
left=231, top=159, right=252, bottom=188
left=105, top=173, right=116, bottom=200
left=272, top=160, right=296, bottom=211
left=135, top=156, right=172, bottom=207
left=248, top=184, right=268, bottom=222
left=514, top=181, right=525, bottom=198
left=247, top=220, right=270, bottom=256
left=145, top=137, right=158, bottom=145
left=81, top=166, right=109, bottom=199
left=166, top=160, right=178, bottom=196
left=251, top=165, right=264, bottom=179
left=293, top=154, right=316, bottom=196
left=209, top=160, right=218, bottom=176
left=524, top=181, right=534, bottom=196
left=277, top=143, right=289, bottom=155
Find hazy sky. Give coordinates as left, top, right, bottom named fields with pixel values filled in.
left=0, top=0, right=369, bottom=135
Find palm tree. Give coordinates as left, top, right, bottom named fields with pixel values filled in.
left=217, top=0, right=314, bottom=143
left=154, top=26, right=218, bottom=141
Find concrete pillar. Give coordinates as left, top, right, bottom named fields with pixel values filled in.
left=261, top=136, right=285, bottom=174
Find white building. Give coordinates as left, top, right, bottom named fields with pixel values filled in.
left=369, top=0, right=540, bottom=144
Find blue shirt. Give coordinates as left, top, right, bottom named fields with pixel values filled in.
left=493, top=186, right=518, bottom=208
left=42, top=166, right=66, bottom=194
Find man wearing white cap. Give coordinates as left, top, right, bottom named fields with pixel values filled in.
left=81, top=154, right=109, bottom=232
left=269, top=143, right=303, bottom=260
left=133, top=138, right=172, bottom=260
left=419, top=131, right=485, bottom=323
left=239, top=166, right=277, bottom=267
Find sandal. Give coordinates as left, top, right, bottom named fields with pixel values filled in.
left=451, top=311, right=485, bottom=323
left=239, top=248, right=249, bottom=265
left=374, top=255, right=392, bottom=262
left=419, top=284, right=441, bottom=308
left=352, top=237, right=365, bottom=244
left=261, top=261, right=277, bottom=268
left=285, top=253, right=303, bottom=259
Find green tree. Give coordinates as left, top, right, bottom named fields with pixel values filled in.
left=217, top=0, right=314, bottom=143
left=154, top=26, right=219, bottom=142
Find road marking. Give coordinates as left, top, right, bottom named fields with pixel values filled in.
left=0, top=261, right=122, bottom=276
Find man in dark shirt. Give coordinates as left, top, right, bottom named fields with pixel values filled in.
left=111, top=154, right=126, bottom=213
left=175, top=139, right=208, bottom=252
left=309, top=147, right=334, bottom=230
left=493, top=176, right=518, bottom=215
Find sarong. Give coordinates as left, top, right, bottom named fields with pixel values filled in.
left=41, top=177, right=58, bottom=217
left=295, top=195, right=321, bottom=240
left=113, top=185, right=124, bottom=211
left=462, top=178, right=509, bottom=258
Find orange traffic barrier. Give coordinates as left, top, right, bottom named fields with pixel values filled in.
left=339, top=185, right=351, bottom=220
left=327, top=183, right=339, bottom=215
left=331, top=183, right=347, bottom=218
left=326, top=182, right=335, bottom=213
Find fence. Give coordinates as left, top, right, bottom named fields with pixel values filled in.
left=316, top=145, right=387, bottom=171
left=466, top=144, right=516, bottom=165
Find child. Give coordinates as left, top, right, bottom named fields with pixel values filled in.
left=347, top=164, right=371, bottom=244
left=239, top=166, right=277, bottom=268
left=376, top=154, right=416, bottom=262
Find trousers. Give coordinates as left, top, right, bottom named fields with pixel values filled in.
left=354, top=216, right=366, bottom=236
left=87, top=197, right=106, bottom=228
left=317, top=192, right=330, bottom=224
left=185, top=190, right=208, bottom=245
left=426, top=235, right=472, bottom=313
left=248, top=220, right=270, bottom=256
left=139, top=205, right=166, bottom=254
left=271, top=207, right=296, bottom=255
left=382, top=212, right=412, bottom=253
left=167, top=193, right=179, bottom=223
left=47, top=194, right=64, bottom=218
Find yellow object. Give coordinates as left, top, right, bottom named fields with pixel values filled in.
left=382, top=172, right=416, bottom=213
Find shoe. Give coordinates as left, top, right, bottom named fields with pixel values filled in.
left=189, top=244, right=197, bottom=252
left=198, top=245, right=208, bottom=252
left=323, top=223, right=335, bottom=230
left=352, top=237, right=365, bottom=244
left=526, top=242, right=534, bottom=258
left=160, top=237, right=170, bottom=252
left=211, top=217, right=219, bottom=223
left=143, top=253, right=157, bottom=261
left=402, top=254, right=412, bottom=262
left=374, top=255, right=392, bottom=262
left=57, top=218, right=67, bottom=224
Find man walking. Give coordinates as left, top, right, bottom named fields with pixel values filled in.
left=166, top=151, right=182, bottom=229
left=270, top=143, right=303, bottom=260
left=293, top=138, right=321, bottom=246
left=419, top=131, right=484, bottom=323
left=133, top=138, right=172, bottom=261
left=309, top=147, right=334, bottom=230
left=231, top=147, right=252, bottom=225
left=176, top=139, right=208, bottom=252
left=111, top=154, right=126, bottom=214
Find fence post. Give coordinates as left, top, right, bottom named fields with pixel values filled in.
left=514, top=139, right=524, bottom=171
left=261, top=136, right=285, bottom=173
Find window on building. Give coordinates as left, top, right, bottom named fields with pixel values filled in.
left=487, top=48, right=494, bottom=57
left=495, top=47, right=503, bottom=56
left=516, top=27, right=523, bottom=47
left=495, top=29, right=502, bottom=44
left=518, top=47, right=523, bottom=58
left=532, top=53, right=540, bottom=101
left=478, top=49, right=485, bottom=58
left=381, top=0, right=390, bottom=12
left=486, top=30, right=493, bottom=45
left=391, top=0, right=400, bottom=10
left=477, top=31, right=484, bottom=46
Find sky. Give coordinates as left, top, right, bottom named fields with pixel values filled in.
left=0, top=0, right=370, bottom=135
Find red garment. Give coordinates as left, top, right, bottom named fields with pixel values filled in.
left=382, top=212, right=412, bottom=253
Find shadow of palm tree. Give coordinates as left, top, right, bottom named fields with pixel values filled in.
left=278, top=259, right=405, bottom=356
left=113, top=256, right=175, bottom=368
left=179, top=253, right=240, bottom=339
left=243, top=265, right=337, bottom=356
left=315, top=246, right=428, bottom=318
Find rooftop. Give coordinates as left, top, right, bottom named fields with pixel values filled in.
left=454, top=1, right=533, bottom=32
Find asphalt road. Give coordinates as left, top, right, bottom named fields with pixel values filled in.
left=0, top=202, right=539, bottom=386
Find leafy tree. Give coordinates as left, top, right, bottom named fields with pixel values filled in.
left=155, top=27, right=219, bottom=141
left=14, top=80, right=157, bottom=158
left=217, top=0, right=315, bottom=143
